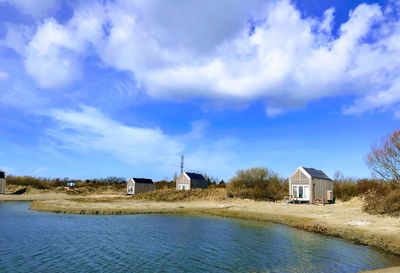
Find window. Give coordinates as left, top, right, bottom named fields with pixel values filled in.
left=292, top=186, right=297, bottom=197
left=298, top=186, right=303, bottom=198
left=292, top=185, right=309, bottom=199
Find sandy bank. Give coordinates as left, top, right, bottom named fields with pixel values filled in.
left=362, top=266, right=400, bottom=272
left=28, top=196, right=400, bottom=257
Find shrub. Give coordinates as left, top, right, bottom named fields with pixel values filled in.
left=154, top=180, right=175, bottom=190
left=363, top=189, right=400, bottom=216
left=6, top=176, right=63, bottom=189
left=333, top=181, right=358, bottom=201
left=227, top=167, right=286, bottom=201
left=333, top=179, right=389, bottom=202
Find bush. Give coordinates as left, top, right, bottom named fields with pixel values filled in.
left=333, top=179, right=389, bottom=202
left=6, top=176, right=64, bottom=189
left=154, top=180, right=175, bottom=190
left=227, top=167, right=286, bottom=201
left=363, top=189, right=400, bottom=216
left=333, top=181, right=358, bottom=201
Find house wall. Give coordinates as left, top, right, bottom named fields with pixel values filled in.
left=289, top=169, right=311, bottom=196
left=134, top=182, right=155, bottom=194
left=191, top=179, right=208, bottom=189
left=127, top=180, right=134, bottom=194
left=0, top=178, right=5, bottom=194
left=176, top=174, right=190, bottom=190
left=126, top=180, right=155, bottom=194
left=312, top=178, right=333, bottom=203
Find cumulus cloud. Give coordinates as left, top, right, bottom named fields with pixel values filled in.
left=46, top=105, right=237, bottom=176
left=23, top=2, right=106, bottom=88
left=24, top=19, right=82, bottom=88
left=0, top=0, right=59, bottom=18
left=15, top=0, right=400, bottom=116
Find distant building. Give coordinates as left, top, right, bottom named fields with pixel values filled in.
left=66, top=180, right=76, bottom=189
left=0, top=171, right=6, bottom=194
left=176, top=172, right=208, bottom=190
left=127, top=178, right=155, bottom=195
left=289, top=167, right=333, bottom=204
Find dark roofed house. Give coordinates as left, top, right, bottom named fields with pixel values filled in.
left=176, top=172, right=208, bottom=190
left=127, top=178, right=155, bottom=195
left=289, top=167, right=333, bottom=204
left=0, top=171, right=6, bottom=194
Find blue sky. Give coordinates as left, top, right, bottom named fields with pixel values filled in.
left=0, top=0, right=399, bottom=181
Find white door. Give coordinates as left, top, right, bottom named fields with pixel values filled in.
left=303, top=186, right=310, bottom=200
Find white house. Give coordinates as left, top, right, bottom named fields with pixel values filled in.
left=176, top=172, right=208, bottom=190
left=127, top=178, right=155, bottom=195
left=289, top=167, right=333, bottom=204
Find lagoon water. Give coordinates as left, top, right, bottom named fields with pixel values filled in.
left=0, top=202, right=399, bottom=273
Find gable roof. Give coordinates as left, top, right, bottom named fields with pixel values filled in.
left=130, top=178, right=154, bottom=184
left=185, top=172, right=206, bottom=180
left=302, top=167, right=331, bottom=180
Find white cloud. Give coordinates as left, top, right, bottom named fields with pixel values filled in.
left=0, top=0, right=59, bottom=18
left=47, top=105, right=183, bottom=170
left=24, top=19, right=82, bottom=88
left=46, top=105, right=238, bottom=177
left=0, top=24, right=33, bottom=55
left=14, top=0, right=400, bottom=116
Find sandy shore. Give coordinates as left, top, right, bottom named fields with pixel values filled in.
left=9, top=194, right=397, bottom=258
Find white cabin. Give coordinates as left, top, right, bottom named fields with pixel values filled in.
left=176, top=172, right=208, bottom=190
left=289, top=167, right=333, bottom=204
left=127, top=178, right=155, bottom=195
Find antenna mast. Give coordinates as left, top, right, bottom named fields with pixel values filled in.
left=180, top=155, right=184, bottom=174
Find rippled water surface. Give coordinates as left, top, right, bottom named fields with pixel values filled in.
left=0, top=202, right=399, bottom=273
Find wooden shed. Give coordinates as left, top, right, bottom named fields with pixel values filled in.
left=127, top=178, right=155, bottom=195
left=0, top=171, right=6, bottom=194
left=66, top=180, right=76, bottom=189
left=176, top=172, right=208, bottom=190
left=289, top=167, right=333, bottom=204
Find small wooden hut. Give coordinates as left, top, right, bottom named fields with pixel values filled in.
left=176, top=172, right=208, bottom=190
left=289, top=167, right=333, bottom=204
left=127, top=178, right=155, bottom=195
left=0, top=171, right=6, bottom=194
left=66, top=180, right=76, bottom=189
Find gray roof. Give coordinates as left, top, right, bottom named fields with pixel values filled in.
left=302, top=167, right=331, bottom=180
left=131, top=178, right=154, bottom=184
left=185, top=172, right=206, bottom=180
left=0, top=171, right=5, bottom=179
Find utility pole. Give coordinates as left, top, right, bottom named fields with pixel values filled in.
left=180, top=155, right=184, bottom=174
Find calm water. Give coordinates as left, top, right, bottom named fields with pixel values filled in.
left=0, top=202, right=399, bottom=273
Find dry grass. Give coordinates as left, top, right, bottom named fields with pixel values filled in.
left=131, top=188, right=227, bottom=202
left=64, top=183, right=125, bottom=195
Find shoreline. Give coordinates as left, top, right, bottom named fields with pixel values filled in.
left=20, top=194, right=400, bottom=258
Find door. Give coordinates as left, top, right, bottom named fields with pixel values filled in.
left=303, top=186, right=310, bottom=201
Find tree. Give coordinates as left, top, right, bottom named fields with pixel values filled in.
left=333, top=170, right=344, bottom=182
left=227, top=167, right=284, bottom=201
left=367, top=130, right=400, bottom=186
